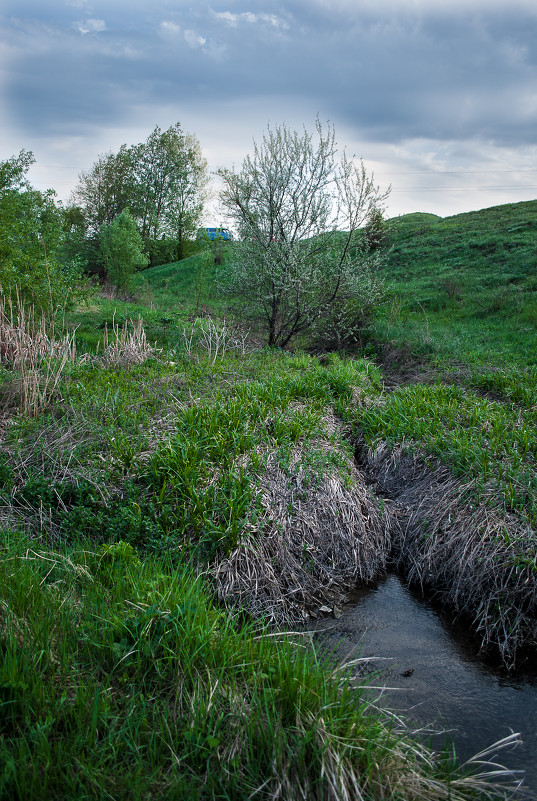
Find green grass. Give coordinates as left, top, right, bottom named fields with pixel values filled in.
left=375, top=199, right=537, bottom=370
left=2, top=209, right=535, bottom=797
left=1, top=348, right=377, bottom=557
left=359, top=198, right=537, bottom=521
left=2, top=531, right=422, bottom=800
left=358, top=382, right=537, bottom=527
left=1, top=339, right=485, bottom=799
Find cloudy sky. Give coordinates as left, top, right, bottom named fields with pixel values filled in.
left=2, top=0, right=537, bottom=220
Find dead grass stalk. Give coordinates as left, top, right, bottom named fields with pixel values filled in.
left=97, top=315, right=156, bottom=368
left=214, top=444, right=390, bottom=625
left=0, top=297, right=76, bottom=416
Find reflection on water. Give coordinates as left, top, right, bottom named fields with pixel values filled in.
left=314, top=574, right=537, bottom=797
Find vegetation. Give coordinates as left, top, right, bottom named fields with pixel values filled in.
left=4, top=529, right=500, bottom=801
left=366, top=200, right=537, bottom=528
left=349, top=199, right=537, bottom=667
left=99, top=208, right=149, bottom=294
left=70, top=123, right=208, bottom=269
left=1, top=136, right=536, bottom=797
left=218, top=120, right=389, bottom=347
left=373, top=200, right=537, bottom=368
left=2, top=316, right=506, bottom=799
left=0, top=152, right=84, bottom=317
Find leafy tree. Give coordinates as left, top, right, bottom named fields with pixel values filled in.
left=363, top=207, right=388, bottom=252
left=71, top=147, right=135, bottom=236
left=72, top=124, right=208, bottom=259
left=0, top=149, right=34, bottom=192
left=132, top=124, right=208, bottom=250
left=99, top=209, right=149, bottom=295
left=61, top=204, right=95, bottom=273
left=218, top=120, right=389, bottom=347
left=163, top=133, right=209, bottom=261
left=0, top=151, right=84, bottom=317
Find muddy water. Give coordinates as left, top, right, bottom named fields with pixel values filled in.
left=313, top=574, right=537, bottom=797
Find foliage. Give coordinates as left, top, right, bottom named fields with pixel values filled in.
left=144, top=236, right=187, bottom=268
left=60, top=203, right=101, bottom=277
left=363, top=206, right=388, bottom=251
left=218, top=120, right=390, bottom=347
left=99, top=209, right=149, bottom=294
left=72, top=123, right=208, bottom=254
left=160, top=131, right=209, bottom=260
left=70, top=146, right=138, bottom=235
left=0, top=149, right=34, bottom=192
left=311, top=272, right=387, bottom=350
left=0, top=530, right=475, bottom=801
left=1, top=189, right=536, bottom=795
left=0, top=152, right=85, bottom=317
left=0, top=322, right=521, bottom=796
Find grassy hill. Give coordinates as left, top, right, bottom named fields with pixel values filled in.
left=374, top=199, right=537, bottom=368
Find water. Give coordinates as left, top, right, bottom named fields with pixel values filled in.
left=314, top=574, right=537, bottom=797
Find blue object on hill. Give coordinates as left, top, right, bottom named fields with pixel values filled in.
left=197, top=227, right=233, bottom=241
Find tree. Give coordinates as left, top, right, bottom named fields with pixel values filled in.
left=71, top=147, right=136, bottom=236
left=164, top=133, right=208, bottom=261
left=363, top=207, right=388, bottom=252
left=218, top=120, right=390, bottom=348
left=0, top=149, right=34, bottom=192
left=99, top=210, right=149, bottom=295
left=72, top=124, right=208, bottom=259
left=0, top=151, right=84, bottom=317
left=132, top=124, right=207, bottom=243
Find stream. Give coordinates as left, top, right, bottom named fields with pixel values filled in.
left=313, top=573, right=537, bottom=797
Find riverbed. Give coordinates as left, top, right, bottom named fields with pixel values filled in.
left=313, top=573, right=537, bottom=797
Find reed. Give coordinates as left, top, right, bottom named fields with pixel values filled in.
left=0, top=296, right=75, bottom=416
left=98, top=314, right=156, bottom=368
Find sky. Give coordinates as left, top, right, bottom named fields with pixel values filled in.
left=2, top=0, right=537, bottom=221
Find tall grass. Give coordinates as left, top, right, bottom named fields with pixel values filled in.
left=1, top=531, right=499, bottom=801
left=97, top=314, right=157, bottom=368
left=0, top=255, right=532, bottom=797
left=0, top=297, right=76, bottom=416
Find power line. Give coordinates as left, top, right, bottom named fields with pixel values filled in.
left=377, top=169, right=537, bottom=175
left=391, top=186, right=537, bottom=192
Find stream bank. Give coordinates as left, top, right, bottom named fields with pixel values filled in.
left=355, top=439, right=537, bottom=666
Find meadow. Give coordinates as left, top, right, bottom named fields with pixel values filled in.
left=1, top=199, right=535, bottom=798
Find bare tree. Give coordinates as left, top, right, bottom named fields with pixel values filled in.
left=218, top=120, right=390, bottom=347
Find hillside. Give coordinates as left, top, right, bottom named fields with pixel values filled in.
left=375, top=199, right=537, bottom=367
left=387, top=200, right=536, bottom=293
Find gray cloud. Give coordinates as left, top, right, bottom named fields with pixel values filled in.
left=5, top=1, right=537, bottom=142
left=2, top=0, right=537, bottom=216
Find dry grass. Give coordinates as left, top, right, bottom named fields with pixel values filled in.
left=0, top=298, right=76, bottom=416
left=362, top=441, right=537, bottom=666
left=179, top=315, right=253, bottom=361
left=96, top=315, right=156, bottom=368
left=214, top=441, right=390, bottom=625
